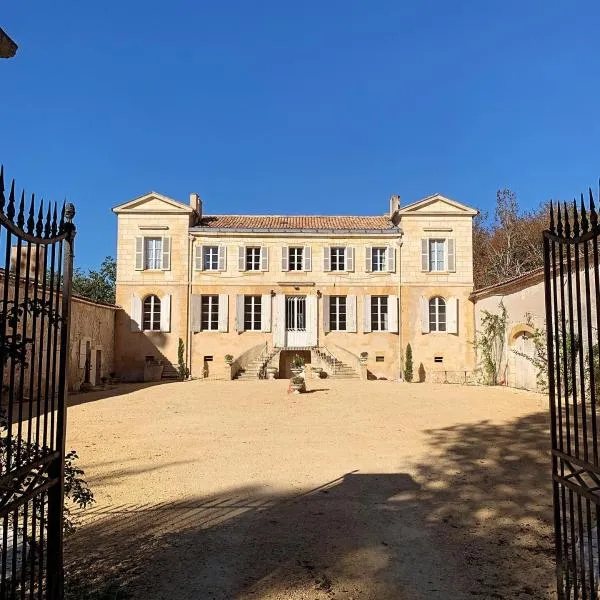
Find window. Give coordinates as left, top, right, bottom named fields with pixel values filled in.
left=289, top=247, right=303, bottom=271
left=371, top=296, right=388, bottom=331
left=203, top=246, right=219, bottom=271
left=376, top=355, right=385, bottom=363
left=434, top=356, right=444, bottom=363
left=429, top=297, right=446, bottom=332
left=246, top=247, right=261, bottom=271
left=201, top=295, right=219, bottom=331
left=372, top=247, right=387, bottom=272
left=142, top=295, right=161, bottom=331
left=428, top=239, right=446, bottom=272
left=331, top=247, right=345, bottom=271
left=144, top=238, right=162, bottom=270
left=329, top=296, right=347, bottom=331
left=244, top=295, right=262, bottom=331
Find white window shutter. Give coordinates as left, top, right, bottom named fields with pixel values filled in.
left=388, top=295, right=398, bottom=333
left=218, top=294, right=228, bottom=332
left=160, top=294, right=171, bottom=332
left=261, top=247, right=269, bottom=271
left=447, top=239, right=456, bottom=272
left=304, top=246, right=312, bottom=271
left=130, top=295, right=142, bottom=332
left=323, top=247, right=331, bottom=272
left=235, top=295, right=245, bottom=332
left=195, top=245, right=203, bottom=271
left=191, top=294, right=202, bottom=332
left=238, top=247, right=246, bottom=272
left=161, top=237, right=171, bottom=270
left=447, top=297, right=458, bottom=333
left=78, top=340, right=87, bottom=368
left=421, top=239, right=429, bottom=272
left=273, top=294, right=286, bottom=346
left=281, top=247, right=289, bottom=271
left=218, top=246, right=227, bottom=271
left=261, top=294, right=272, bottom=332
left=347, top=295, right=357, bottom=332
left=323, top=295, right=330, bottom=333
left=421, top=296, right=430, bottom=333
left=306, top=294, right=318, bottom=346
left=387, top=246, right=396, bottom=273
left=365, top=247, right=372, bottom=272
left=363, top=296, right=372, bottom=333
left=346, top=247, right=355, bottom=272
left=135, top=237, right=144, bottom=270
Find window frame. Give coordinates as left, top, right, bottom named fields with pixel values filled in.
left=144, top=237, right=163, bottom=270
left=244, top=295, right=262, bottom=331
left=428, top=239, right=446, bottom=272
left=245, top=247, right=261, bottom=271
left=429, top=296, right=447, bottom=332
left=289, top=247, right=304, bottom=271
left=329, top=295, right=347, bottom=331
left=203, top=246, right=220, bottom=271
left=371, top=247, right=387, bottom=272
left=371, top=295, right=389, bottom=331
left=330, top=247, right=346, bottom=272
left=201, top=295, right=220, bottom=331
left=142, top=294, right=161, bottom=331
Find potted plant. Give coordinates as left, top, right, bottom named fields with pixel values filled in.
left=290, top=354, right=305, bottom=375
left=225, top=354, right=234, bottom=365
left=359, top=352, right=368, bottom=365
left=290, top=375, right=305, bottom=394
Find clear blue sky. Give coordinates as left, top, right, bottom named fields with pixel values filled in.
left=2, top=2, right=600, bottom=269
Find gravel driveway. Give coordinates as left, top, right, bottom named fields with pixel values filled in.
left=65, top=379, right=556, bottom=600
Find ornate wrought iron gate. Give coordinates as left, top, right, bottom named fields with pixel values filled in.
left=0, top=166, right=75, bottom=599
left=545, top=194, right=600, bottom=599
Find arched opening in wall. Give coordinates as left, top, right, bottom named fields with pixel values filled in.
left=508, top=324, right=537, bottom=390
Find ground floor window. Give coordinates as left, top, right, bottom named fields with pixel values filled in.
left=371, top=296, right=388, bottom=331
left=143, top=295, right=161, bottom=331
left=429, top=297, right=446, bottom=332
left=244, top=295, right=262, bottom=330
left=329, top=296, right=347, bottom=331
left=201, top=295, right=219, bottom=331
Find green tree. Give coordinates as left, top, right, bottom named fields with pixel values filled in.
left=177, top=338, right=189, bottom=380
left=72, top=256, right=116, bottom=304
left=404, top=343, right=413, bottom=382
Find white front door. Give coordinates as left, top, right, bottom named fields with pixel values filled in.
left=286, top=296, right=308, bottom=347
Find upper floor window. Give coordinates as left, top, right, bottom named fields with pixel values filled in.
left=428, top=239, right=445, bottom=272
left=201, top=295, right=219, bottom=331
left=371, top=247, right=387, bottom=272
left=244, top=295, right=262, bottom=331
left=422, top=238, right=455, bottom=272
left=143, top=295, right=161, bottom=331
left=246, top=247, right=261, bottom=271
left=371, top=296, right=388, bottom=331
left=330, top=247, right=345, bottom=271
left=136, top=236, right=171, bottom=271
left=289, top=247, right=303, bottom=271
left=329, top=296, right=347, bottom=331
left=429, top=297, right=446, bottom=332
left=203, top=246, right=219, bottom=271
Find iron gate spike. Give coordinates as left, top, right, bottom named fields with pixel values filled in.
left=580, top=194, right=589, bottom=234
left=44, top=203, right=51, bottom=238
left=572, top=198, right=580, bottom=237
left=27, top=194, right=35, bottom=235
left=36, top=199, right=44, bottom=238
left=6, top=179, right=16, bottom=222
left=549, top=200, right=555, bottom=233
left=563, top=201, right=571, bottom=238
left=557, top=199, right=564, bottom=237
left=16, top=190, right=25, bottom=230
left=0, top=165, right=4, bottom=213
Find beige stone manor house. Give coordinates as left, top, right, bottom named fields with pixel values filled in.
left=112, top=191, right=478, bottom=381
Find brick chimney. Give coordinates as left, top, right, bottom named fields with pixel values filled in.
left=389, top=194, right=400, bottom=224
left=189, top=192, right=202, bottom=218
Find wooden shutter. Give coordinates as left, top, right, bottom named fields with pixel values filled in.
left=160, top=294, right=171, bottom=332
left=303, top=246, right=312, bottom=271
left=388, top=295, right=398, bottom=333
left=130, top=295, right=142, bottom=332
left=281, top=247, right=289, bottom=271
left=260, top=246, right=269, bottom=271
left=261, top=294, right=272, bottom=332
left=78, top=340, right=87, bottom=368
left=238, top=246, right=246, bottom=271
left=191, top=294, right=202, bottom=332
left=323, top=247, right=331, bottom=272
left=346, top=295, right=357, bottom=332
left=365, top=247, right=372, bottom=272
left=306, top=294, right=318, bottom=346
left=346, top=247, right=355, bottom=272
left=421, top=239, right=429, bottom=272
left=161, top=237, right=171, bottom=270
left=218, top=246, right=226, bottom=271
left=195, top=245, right=203, bottom=271
left=218, top=294, right=228, bottom=332
left=135, top=237, right=144, bottom=270
left=363, top=295, right=372, bottom=333
left=323, top=295, right=330, bottom=333
left=273, top=294, right=286, bottom=347
left=447, top=239, right=456, bottom=272
left=447, top=297, right=458, bottom=333
left=387, top=246, right=396, bottom=273
left=421, top=296, right=430, bottom=333
left=235, top=295, right=245, bottom=332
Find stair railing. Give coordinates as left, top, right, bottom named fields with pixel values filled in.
left=326, top=343, right=361, bottom=377
left=317, top=347, right=339, bottom=376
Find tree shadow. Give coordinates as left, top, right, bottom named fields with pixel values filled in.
left=65, top=411, right=557, bottom=599
left=67, top=381, right=179, bottom=407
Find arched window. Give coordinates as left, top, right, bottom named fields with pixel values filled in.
left=429, top=297, right=446, bottom=332
left=143, top=295, right=161, bottom=331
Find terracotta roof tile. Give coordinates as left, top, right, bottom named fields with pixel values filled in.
left=195, top=215, right=395, bottom=231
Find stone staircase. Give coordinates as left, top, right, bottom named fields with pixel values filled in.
left=161, top=362, right=180, bottom=380
left=313, top=348, right=360, bottom=380
left=235, top=348, right=281, bottom=381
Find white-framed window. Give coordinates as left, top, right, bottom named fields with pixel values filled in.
left=371, top=296, right=388, bottom=331
left=203, top=246, right=219, bottom=271
left=428, top=239, right=446, bottom=272
left=246, top=247, right=261, bottom=271
left=201, top=295, right=219, bottom=331
left=372, top=247, right=387, bottom=272
left=289, top=247, right=303, bottom=271
left=244, top=295, right=262, bottom=331
left=429, top=297, right=446, bottom=332
left=330, top=247, right=345, bottom=271
left=329, top=296, right=347, bottom=331
left=144, top=238, right=162, bottom=270
left=142, top=295, right=161, bottom=331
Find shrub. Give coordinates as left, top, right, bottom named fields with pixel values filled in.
left=291, top=354, right=305, bottom=368
left=177, top=338, right=189, bottom=379
left=360, top=352, right=368, bottom=359
left=224, top=354, right=234, bottom=364
left=404, top=344, right=413, bottom=382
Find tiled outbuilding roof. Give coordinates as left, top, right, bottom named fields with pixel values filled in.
left=194, top=215, right=396, bottom=231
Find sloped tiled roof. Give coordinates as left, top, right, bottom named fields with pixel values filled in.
left=194, top=215, right=396, bottom=231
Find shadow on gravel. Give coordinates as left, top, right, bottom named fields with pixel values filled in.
left=65, top=412, right=556, bottom=600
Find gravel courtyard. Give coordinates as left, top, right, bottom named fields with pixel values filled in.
left=65, top=380, right=556, bottom=600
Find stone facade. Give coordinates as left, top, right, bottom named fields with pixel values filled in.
left=113, top=192, right=478, bottom=381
